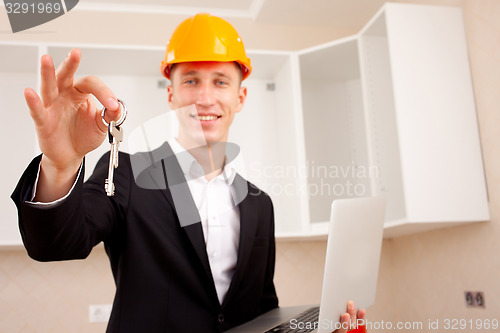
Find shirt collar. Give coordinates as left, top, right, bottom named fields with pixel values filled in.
left=168, top=138, right=238, bottom=185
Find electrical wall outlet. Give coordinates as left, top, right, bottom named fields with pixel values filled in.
left=89, top=304, right=112, bottom=323
left=465, top=291, right=485, bottom=308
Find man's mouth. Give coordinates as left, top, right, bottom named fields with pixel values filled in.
left=191, top=114, right=221, bottom=121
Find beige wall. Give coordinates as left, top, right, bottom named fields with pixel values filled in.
left=1, top=0, right=500, bottom=332
left=0, top=248, right=113, bottom=332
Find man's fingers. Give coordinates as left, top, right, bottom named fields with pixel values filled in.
left=89, top=98, right=108, bottom=134
left=357, top=309, right=366, bottom=321
left=347, top=300, right=357, bottom=322
left=40, top=54, right=58, bottom=108
left=24, top=88, right=45, bottom=125
left=333, top=313, right=351, bottom=333
left=73, top=75, right=120, bottom=122
left=55, top=48, right=81, bottom=92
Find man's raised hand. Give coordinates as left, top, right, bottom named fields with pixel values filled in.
left=24, top=48, right=121, bottom=201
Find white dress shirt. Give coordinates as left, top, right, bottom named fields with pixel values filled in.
left=168, top=139, right=240, bottom=305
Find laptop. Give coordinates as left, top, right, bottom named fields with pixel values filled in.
left=226, top=195, right=386, bottom=333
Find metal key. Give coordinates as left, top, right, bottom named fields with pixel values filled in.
left=105, top=121, right=123, bottom=196
left=102, top=99, right=128, bottom=196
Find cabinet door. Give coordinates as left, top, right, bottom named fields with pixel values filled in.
left=384, top=3, right=489, bottom=222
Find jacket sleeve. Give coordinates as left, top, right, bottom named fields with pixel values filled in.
left=259, top=195, right=279, bottom=313
left=11, top=153, right=131, bottom=262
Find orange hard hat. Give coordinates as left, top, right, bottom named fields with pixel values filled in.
left=160, top=13, right=252, bottom=80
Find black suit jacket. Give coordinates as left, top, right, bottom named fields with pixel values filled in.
left=11, top=142, right=279, bottom=332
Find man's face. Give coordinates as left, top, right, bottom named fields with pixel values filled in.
left=167, top=61, right=247, bottom=147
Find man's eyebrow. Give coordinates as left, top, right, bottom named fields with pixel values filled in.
left=179, top=70, right=198, bottom=77
left=213, top=72, right=234, bottom=81
left=178, top=70, right=234, bottom=81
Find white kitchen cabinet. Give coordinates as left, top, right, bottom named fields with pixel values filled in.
left=0, top=43, right=39, bottom=247
left=293, top=3, right=488, bottom=238
left=0, top=3, right=489, bottom=247
left=359, top=3, right=489, bottom=237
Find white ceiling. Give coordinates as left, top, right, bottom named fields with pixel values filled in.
left=81, top=0, right=253, bottom=8
left=256, top=0, right=386, bottom=28
left=76, top=0, right=389, bottom=30
left=80, top=0, right=254, bottom=11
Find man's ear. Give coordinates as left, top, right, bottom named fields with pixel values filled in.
left=167, top=84, right=174, bottom=109
left=236, top=86, right=247, bottom=113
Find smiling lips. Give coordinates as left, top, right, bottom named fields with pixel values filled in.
left=190, top=114, right=221, bottom=122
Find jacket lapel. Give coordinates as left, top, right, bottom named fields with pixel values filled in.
left=162, top=145, right=217, bottom=288
left=222, top=175, right=258, bottom=307
left=132, top=142, right=216, bottom=292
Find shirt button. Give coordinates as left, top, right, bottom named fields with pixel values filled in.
left=218, top=313, right=224, bottom=323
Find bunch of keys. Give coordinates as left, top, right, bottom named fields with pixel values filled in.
left=101, top=99, right=128, bottom=196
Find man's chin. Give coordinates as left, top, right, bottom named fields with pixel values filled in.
left=203, top=137, right=224, bottom=145
left=180, top=135, right=224, bottom=148
left=201, top=131, right=226, bottom=145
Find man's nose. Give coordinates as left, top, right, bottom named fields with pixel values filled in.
left=196, top=81, right=216, bottom=106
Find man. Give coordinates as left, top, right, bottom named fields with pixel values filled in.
left=12, top=13, right=365, bottom=332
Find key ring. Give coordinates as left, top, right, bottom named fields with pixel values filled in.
left=102, top=99, right=127, bottom=127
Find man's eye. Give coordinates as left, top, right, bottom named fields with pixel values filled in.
left=216, top=80, right=228, bottom=86
left=184, top=79, right=196, bottom=84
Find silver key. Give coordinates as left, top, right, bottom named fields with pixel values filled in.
left=105, top=121, right=123, bottom=196
left=102, top=99, right=127, bottom=197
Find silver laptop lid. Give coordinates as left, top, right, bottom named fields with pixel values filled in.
left=317, top=196, right=386, bottom=333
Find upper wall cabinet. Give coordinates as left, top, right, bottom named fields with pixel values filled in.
left=297, top=3, right=489, bottom=238
left=361, top=3, right=489, bottom=237
left=0, top=3, right=489, bottom=246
